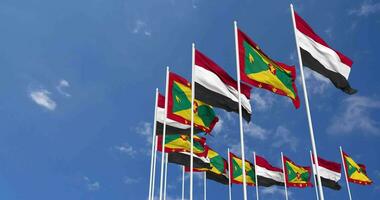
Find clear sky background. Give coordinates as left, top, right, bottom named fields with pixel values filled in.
left=0, top=0, right=379, bottom=199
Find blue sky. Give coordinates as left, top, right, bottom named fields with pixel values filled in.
left=0, top=0, right=379, bottom=199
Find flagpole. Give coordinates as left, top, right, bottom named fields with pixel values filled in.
left=233, top=20, right=248, bottom=200
left=148, top=88, right=159, bottom=200
left=253, top=152, right=259, bottom=200
left=152, top=135, right=158, bottom=200
left=164, top=153, right=168, bottom=200
left=182, top=166, right=185, bottom=200
left=228, top=148, right=232, bottom=200
left=290, top=4, right=325, bottom=200
left=159, top=67, right=170, bottom=200
left=310, top=150, right=320, bottom=200
left=204, top=172, right=207, bottom=200
left=340, top=146, right=353, bottom=200
left=281, top=152, right=289, bottom=200
left=190, top=42, right=195, bottom=200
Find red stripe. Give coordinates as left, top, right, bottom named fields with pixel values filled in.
left=311, top=155, right=341, bottom=173
left=158, top=93, right=165, bottom=108
left=294, top=11, right=353, bottom=67
left=255, top=154, right=282, bottom=172
left=195, top=49, right=252, bottom=98
left=282, top=155, right=312, bottom=187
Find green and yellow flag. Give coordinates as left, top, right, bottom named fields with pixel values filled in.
left=237, top=28, right=300, bottom=108
left=342, top=151, right=372, bottom=185
left=167, top=72, right=219, bottom=133
left=283, top=155, right=312, bottom=187
left=229, top=152, right=255, bottom=186
left=157, top=134, right=208, bottom=157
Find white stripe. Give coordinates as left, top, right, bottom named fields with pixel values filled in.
left=296, top=30, right=351, bottom=79
left=179, top=151, right=211, bottom=164
left=256, top=165, right=284, bottom=183
left=313, top=164, right=341, bottom=182
left=194, top=65, right=252, bottom=114
left=157, top=107, right=191, bottom=129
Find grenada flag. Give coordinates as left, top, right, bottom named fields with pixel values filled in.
left=283, top=155, right=312, bottom=187
left=342, top=151, right=372, bottom=185
left=156, top=134, right=208, bottom=157
left=167, top=72, right=219, bottom=133
left=229, top=152, right=255, bottom=186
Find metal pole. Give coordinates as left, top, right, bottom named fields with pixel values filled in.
left=151, top=136, right=158, bottom=200
left=340, top=146, right=353, bottom=200
left=253, top=152, right=259, bottom=200
left=163, top=153, right=168, bottom=200
left=190, top=43, right=195, bottom=200
left=233, top=20, right=248, bottom=200
left=310, top=150, right=320, bottom=200
left=182, top=166, right=185, bottom=200
left=204, top=172, right=207, bottom=200
left=289, top=4, right=325, bottom=200
left=281, top=152, right=289, bottom=200
left=148, top=89, right=159, bottom=200
left=228, top=148, right=232, bottom=200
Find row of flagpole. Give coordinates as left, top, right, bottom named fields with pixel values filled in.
left=145, top=4, right=362, bottom=200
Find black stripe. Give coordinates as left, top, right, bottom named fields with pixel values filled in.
left=300, top=48, right=357, bottom=95
left=155, top=122, right=203, bottom=135
left=315, top=176, right=341, bottom=190
left=206, top=171, right=229, bottom=185
left=195, top=83, right=251, bottom=122
left=168, top=153, right=211, bottom=169
left=257, top=176, right=284, bottom=187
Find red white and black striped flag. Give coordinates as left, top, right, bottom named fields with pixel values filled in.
left=255, top=154, right=285, bottom=187
left=312, top=156, right=342, bottom=190
left=294, top=11, right=357, bottom=94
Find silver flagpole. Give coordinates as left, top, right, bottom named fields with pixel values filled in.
left=148, top=88, right=159, bottom=200
left=190, top=43, right=195, bottom=200
left=233, top=20, right=248, bottom=200
left=340, top=146, right=353, bottom=200
left=253, top=152, right=259, bottom=200
left=182, top=166, right=185, bottom=200
left=204, top=172, right=207, bottom=200
left=151, top=135, right=158, bottom=200
left=310, top=150, right=320, bottom=200
left=281, top=152, right=289, bottom=200
left=159, top=67, right=170, bottom=200
left=289, top=4, right=325, bottom=200
left=228, top=148, right=232, bottom=200
left=163, top=153, right=168, bottom=200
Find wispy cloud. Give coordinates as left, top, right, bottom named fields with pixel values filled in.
left=83, top=176, right=100, bottom=191
left=136, top=122, right=153, bottom=143
left=301, top=67, right=330, bottom=95
left=29, top=89, right=57, bottom=111
left=349, top=1, right=380, bottom=16
left=132, top=20, right=151, bottom=36
left=213, top=118, right=224, bottom=135
left=244, top=122, right=269, bottom=140
left=261, top=186, right=292, bottom=198
left=114, top=143, right=137, bottom=157
left=56, top=79, right=71, bottom=97
left=124, top=176, right=141, bottom=184
left=328, top=95, right=380, bottom=135
left=272, top=126, right=298, bottom=152
left=251, top=92, right=275, bottom=111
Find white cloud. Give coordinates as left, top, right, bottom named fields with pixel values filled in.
left=349, top=1, right=380, bottom=16
left=132, top=20, right=151, bottom=36
left=324, top=27, right=333, bottom=38
left=328, top=95, right=380, bottom=135
left=83, top=176, right=100, bottom=191
left=56, top=79, right=71, bottom=97
left=29, top=89, right=57, bottom=111
left=114, top=143, right=137, bottom=157
left=136, top=122, right=153, bottom=143
left=301, top=67, right=330, bottom=94
left=251, top=92, right=275, bottom=111
left=261, top=186, right=292, bottom=198
left=213, top=118, right=223, bottom=135
left=124, top=176, right=140, bottom=184
left=272, top=126, right=298, bottom=152
left=244, top=122, right=268, bottom=140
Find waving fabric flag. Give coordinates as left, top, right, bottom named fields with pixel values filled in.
left=229, top=152, right=255, bottom=186
left=167, top=72, right=219, bottom=133
left=294, top=11, right=357, bottom=94
left=255, top=154, right=284, bottom=187
left=168, top=152, right=211, bottom=169
left=237, top=28, right=300, bottom=108
left=186, top=148, right=229, bottom=185
left=156, top=134, right=208, bottom=157
left=312, top=156, right=342, bottom=190
left=156, top=93, right=202, bottom=135
left=342, top=151, right=372, bottom=185
left=194, top=49, right=252, bottom=122
left=283, top=155, right=312, bottom=187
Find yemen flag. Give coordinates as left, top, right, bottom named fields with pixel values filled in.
left=342, top=151, right=372, bottom=185
left=168, top=152, right=211, bottom=169
left=283, top=156, right=312, bottom=187
left=194, top=49, right=252, bottom=122
left=156, top=93, right=202, bottom=135
left=294, top=11, right=357, bottom=94
left=312, top=156, right=342, bottom=190
left=229, top=152, right=255, bottom=186
left=255, top=155, right=284, bottom=187
left=186, top=148, right=229, bottom=185
left=156, top=134, right=208, bottom=157
left=237, top=28, right=300, bottom=108
left=168, top=72, right=219, bottom=133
